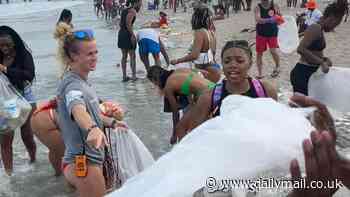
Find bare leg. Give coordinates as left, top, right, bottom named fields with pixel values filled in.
left=20, top=105, right=37, bottom=163
left=152, top=53, right=161, bottom=67
left=129, top=50, right=137, bottom=80
left=270, top=48, right=280, bottom=70
left=31, top=108, right=64, bottom=176
left=64, top=164, right=105, bottom=197
left=121, top=49, right=128, bottom=81
left=1, top=131, right=14, bottom=175
left=140, top=53, right=150, bottom=71
left=270, top=48, right=280, bottom=77
left=256, top=52, right=263, bottom=78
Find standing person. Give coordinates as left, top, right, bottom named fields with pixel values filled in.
left=56, top=9, right=73, bottom=28
left=255, top=0, right=281, bottom=79
left=290, top=0, right=348, bottom=96
left=170, top=6, right=221, bottom=83
left=137, top=28, right=170, bottom=70
left=304, top=0, right=322, bottom=27
left=174, top=40, right=277, bottom=142
left=297, top=0, right=322, bottom=33
left=118, top=0, right=142, bottom=82
left=0, top=26, right=37, bottom=176
left=245, top=0, right=252, bottom=11
left=56, top=29, right=127, bottom=196
left=54, top=9, right=74, bottom=41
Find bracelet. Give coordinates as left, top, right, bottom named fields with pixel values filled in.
left=86, top=124, right=98, bottom=133
left=110, top=119, right=117, bottom=128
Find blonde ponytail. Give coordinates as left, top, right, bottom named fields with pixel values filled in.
left=54, top=22, right=73, bottom=78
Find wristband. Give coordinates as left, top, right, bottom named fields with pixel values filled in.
left=110, top=119, right=117, bottom=128
left=87, top=124, right=98, bottom=132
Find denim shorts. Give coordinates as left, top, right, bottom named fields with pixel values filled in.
left=23, top=85, right=36, bottom=104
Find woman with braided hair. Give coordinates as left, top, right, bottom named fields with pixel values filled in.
left=170, top=6, right=221, bottom=83
left=290, top=0, right=349, bottom=96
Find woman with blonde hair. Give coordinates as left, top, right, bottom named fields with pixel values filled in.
left=54, top=29, right=127, bottom=196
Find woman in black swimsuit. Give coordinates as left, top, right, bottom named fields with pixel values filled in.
left=117, top=0, right=141, bottom=82
left=290, top=0, right=348, bottom=95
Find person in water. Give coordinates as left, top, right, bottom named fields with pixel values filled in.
left=56, top=28, right=127, bottom=196
left=54, top=9, right=74, bottom=41
left=290, top=0, right=348, bottom=96
left=0, top=26, right=37, bottom=176
left=117, top=0, right=142, bottom=82
left=137, top=28, right=170, bottom=70
left=170, top=6, right=221, bottom=83
left=31, top=98, right=124, bottom=176
left=147, top=65, right=216, bottom=144
left=254, top=0, right=281, bottom=78
left=174, top=40, right=277, bottom=143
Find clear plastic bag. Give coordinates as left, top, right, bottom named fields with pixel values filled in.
left=109, top=128, right=155, bottom=185
left=107, top=96, right=313, bottom=197
left=278, top=15, right=299, bottom=54
left=0, top=73, right=32, bottom=134
left=309, top=67, right=350, bottom=112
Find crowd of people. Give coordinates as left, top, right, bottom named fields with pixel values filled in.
left=1, top=0, right=350, bottom=196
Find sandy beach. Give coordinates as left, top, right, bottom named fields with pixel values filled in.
left=163, top=0, right=350, bottom=93
left=1, top=0, right=350, bottom=196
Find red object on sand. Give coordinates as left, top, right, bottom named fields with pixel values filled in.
left=274, top=15, right=285, bottom=25
left=159, top=16, right=168, bottom=26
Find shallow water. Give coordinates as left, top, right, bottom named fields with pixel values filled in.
left=0, top=0, right=350, bottom=196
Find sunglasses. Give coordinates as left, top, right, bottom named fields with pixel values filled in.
left=73, top=29, right=94, bottom=40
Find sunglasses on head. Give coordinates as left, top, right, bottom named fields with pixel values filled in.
left=73, top=29, right=94, bottom=40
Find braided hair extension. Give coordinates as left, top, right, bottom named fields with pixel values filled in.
left=191, top=6, right=212, bottom=30
left=221, top=40, right=253, bottom=60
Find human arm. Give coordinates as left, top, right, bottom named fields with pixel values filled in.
left=159, top=38, right=170, bottom=66
left=261, top=80, right=278, bottom=101
left=173, top=91, right=212, bottom=143
left=288, top=95, right=350, bottom=197
left=297, top=25, right=330, bottom=71
left=71, top=104, right=107, bottom=149
left=170, top=31, right=204, bottom=65
left=126, top=9, right=137, bottom=44
left=255, top=6, right=270, bottom=24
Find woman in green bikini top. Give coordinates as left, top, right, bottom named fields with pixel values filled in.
left=147, top=65, right=216, bottom=144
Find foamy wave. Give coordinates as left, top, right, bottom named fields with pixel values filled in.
left=0, top=1, right=84, bottom=18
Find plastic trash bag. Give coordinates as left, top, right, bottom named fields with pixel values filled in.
left=0, top=73, right=32, bottom=134
left=109, top=128, right=155, bottom=184
left=107, top=95, right=314, bottom=197
left=278, top=15, right=299, bottom=54
left=309, top=67, right=350, bottom=112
